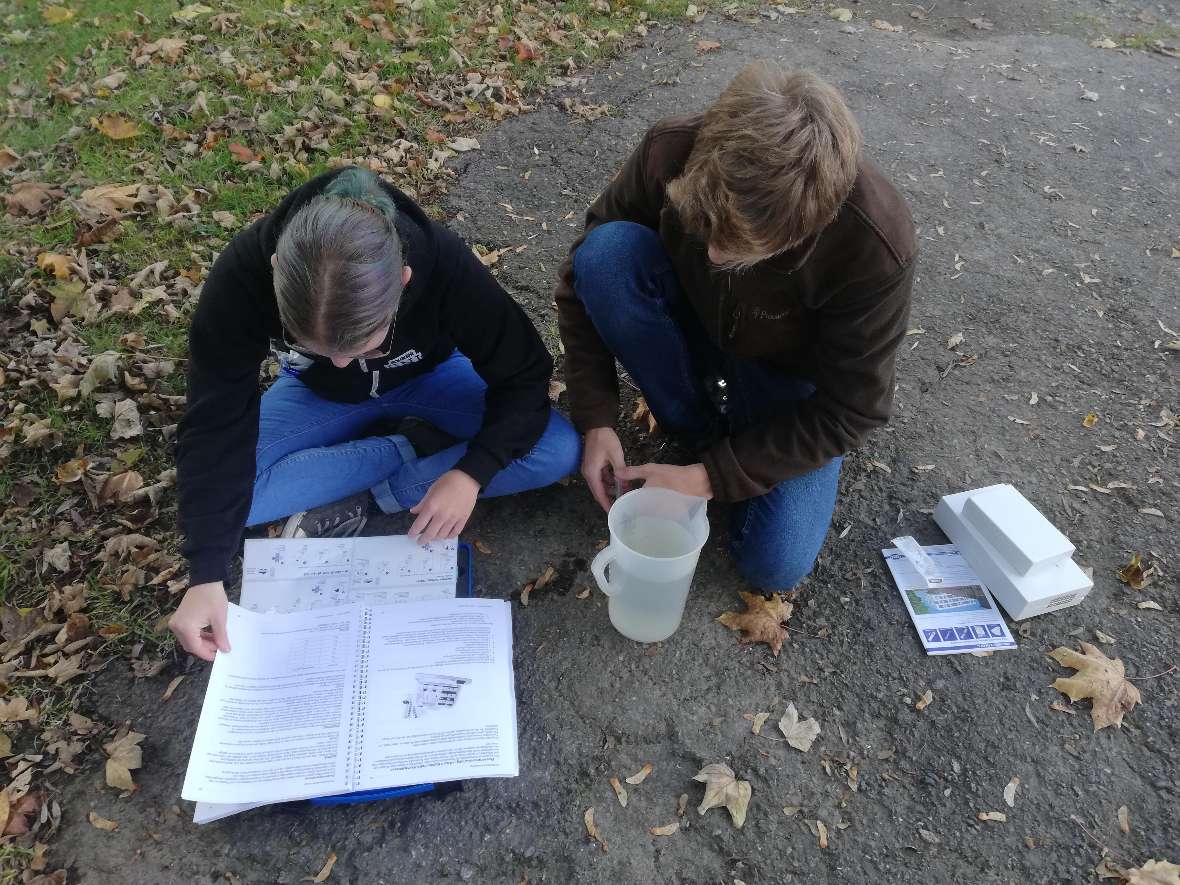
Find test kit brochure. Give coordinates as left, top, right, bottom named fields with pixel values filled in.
left=182, top=597, right=519, bottom=805
left=882, top=543, right=1017, bottom=655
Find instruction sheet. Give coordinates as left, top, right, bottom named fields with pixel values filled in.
left=239, top=536, right=457, bottom=613
left=882, top=542, right=1017, bottom=655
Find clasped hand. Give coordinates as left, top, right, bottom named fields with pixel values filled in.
left=581, top=426, right=712, bottom=511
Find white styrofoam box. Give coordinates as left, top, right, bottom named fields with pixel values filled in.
left=935, top=489, right=1093, bottom=620
left=962, top=483, right=1074, bottom=575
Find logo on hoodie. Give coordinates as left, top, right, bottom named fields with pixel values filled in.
left=384, top=349, right=424, bottom=369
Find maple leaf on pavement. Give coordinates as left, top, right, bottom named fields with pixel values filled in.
left=1121, top=859, right=1180, bottom=885
left=1048, top=642, right=1141, bottom=730
left=717, top=591, right=793, bottom=656
left=693, top=763, right=751, bottom=828
left=777, top=703, right=821, bottom=752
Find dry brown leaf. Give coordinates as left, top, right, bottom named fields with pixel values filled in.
left=978, top=811, right=1007, bottom=822
left=809, top=819, right=829, bottom=848
left=1048, top=643, right=1141, bottom=730
left=99, top=471, right=144, bottom=505
left=575, top=587, right=591, bottom=600
left=693, top=763, right=751, bottom=828
left=749, top=711, right=769, bottom=735
left=307, top=852, right=336, bottom=883
left=37, top=253, right=73, bottom=280
left=1083, top=412, right=1099, bottom=428
left=584, top=807, right=607, bottom=852
left=5, top=182, right=64, bottom=217
left=1122, top=860, right=1180, bottom=884
left=1117, top=554, right=1153, bottom=590
left=915, top=689, right=934, bottom=711
left=631, top=397, right=659, bottom=435
left=871, top=19, right=902, bottom=31
left=717, top=591, right=793, bottom=656
left=0, top=146, right=21, bottom=171
left=1118, top=804, right=1131, bottom=834
left=474, top=540, right=492, bottom=555
left=649, top=821, right=680, bottom=836
left=608, top=777, right=628, bottom=807
left=696, top=39, right=721, bottom=52
left=88, top=811, right=119, bottom=831
left=78, top=183, right=141, bottom=216
left=625, top=762, right=653, bottom=785
left=777, top=704, right=820, bottom=752
left=91, top=114, right=142, bottom=140
left=110, top=399, right=143, bottom=440
left=103, top=730, right=145, bottom=791
left=161, top=675, right=185, bottom=702
left=55, top=458, right=89, bottom=484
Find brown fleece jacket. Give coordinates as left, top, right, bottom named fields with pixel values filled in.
left=555, top=115, right=916, bottom=502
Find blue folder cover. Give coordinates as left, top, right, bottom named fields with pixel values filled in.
left=309, top=542, right=473, bottom=807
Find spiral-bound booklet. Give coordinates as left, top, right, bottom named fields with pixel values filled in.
left=181, top=597, right=517, bottom=807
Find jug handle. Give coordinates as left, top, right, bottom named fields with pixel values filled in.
left=591, top=546, right=620, bottom=597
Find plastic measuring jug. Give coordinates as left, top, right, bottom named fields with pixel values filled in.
left=590, top=487, right=710, bottom=642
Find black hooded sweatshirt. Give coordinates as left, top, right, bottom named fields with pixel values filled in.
left=177, top=169, right=553, bottom=585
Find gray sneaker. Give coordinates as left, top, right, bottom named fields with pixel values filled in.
left=281, top=491, right=371, bottom=539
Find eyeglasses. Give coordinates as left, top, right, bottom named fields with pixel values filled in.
left=281, top=318, right=397, bottom=363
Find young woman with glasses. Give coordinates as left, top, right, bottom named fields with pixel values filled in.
left=169, top=167, right=580, bottom=660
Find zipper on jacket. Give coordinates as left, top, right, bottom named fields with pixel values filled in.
left=723, top=277, right=738, bottom=340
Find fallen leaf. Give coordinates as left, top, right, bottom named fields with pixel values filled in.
left=99, top=471, right=144, bottom=506
left=1094, top=629, right=1116, bottom=645
left=520, top=564, right=555, bottom=606
left=1122, top=860, right=1180, bottom=884
left=55, top=458, right=89, bottom=484
left=809, top=819, right=829, bottom=848
left=1117, top=554, right=1153, bottom=590
left=307, top=852, right=336, bottom=883
left=110, top=399, right=143, bottom=440
left=946, top=332, right=964, bottom=350
left=1083, top=413, right=1099, bottom=428
left=830, top=8, right=853, bottom=22
left=448, top=136, right=480, bottom=152
left=161, top=675, right=185, bottom=701
left=649, top=821, right=680, bottom=836
left=749, top=711, right=769, bottom=735
left=631, top=397, right=659, bottom=435
left=43, top=541, right=72, bottom=572
left=172, top=3, right=213, bottom=23
left=717, top=591, right=793, bottom=656
left=227, top=143, right=258, bottom=163
left=91, top=114, right=142, bottom=140
left=696, top=39, right=721, bottom=52
left=37, top=252, right=73, bottom=279
left=777, top=703, right=820, bottom=751
left=1003, top=776, right=1019, bottom=807
left=103, top=730, right=145, bottom=791
left=625, top=762, right=653, bottom=785
left=915, top=689, right=934, bottom=711
left=677, top=793, right=689, bottom=817
left=79, top=183, right=141, bottom=216
left=1090, top=37, right=1119, bottom=49
left=5, top=182, right=64, bottom=217
left=1082, top=90, right=1099, bottom=102
left=93, top=70, right=129, bottom=92
left=584, top=807, right=607, bottom=852
left=1048, top=643, right=1141, bottom=730
left=88, top=812, right=118, bottom=831
left=871, top=19, right=902, bottom=31
left=576, top=586, right=591, bottom=600
left=608, top=777, right=627, bottom=807
left=1118, top=804, right=1131, bottom=834
left=978, top=811, right=1007, bottom=822
left=1137, top=601, right=1163, bottom=611
left=0, top=146, right=20, bottom=171
left=42, top=6, right=75, bottom=23
left=694, top=763, right=751, bottom=828
left=474, top=540, right=493, bottom=555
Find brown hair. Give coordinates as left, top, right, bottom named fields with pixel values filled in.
left=667, top=62, right=862, bottom=268
left=274, top=167, right=404, bottom=354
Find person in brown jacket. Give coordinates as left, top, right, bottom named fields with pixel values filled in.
left=555, top=62, right=916, bottom=590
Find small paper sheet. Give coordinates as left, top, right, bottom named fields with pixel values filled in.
left=882, top=542, right=1017, bottom=655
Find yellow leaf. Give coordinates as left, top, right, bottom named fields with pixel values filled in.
left=1117, top=554, right=1153, bottom=590
left=43, top=6, right=75, bottom=23
left=693, top=763, right=751, bottom=828
left=37, top=252, right=73, bottom=279
left=372, top=93, right=393, bottom=108
left=88, top=811, right=119, bottom=831
left=1082, top=412, right=1098, bottom=428
left=91, top=114, right=142, bottom=140
left=103, top=730, right=145, bottom=790
left=1048, top=643, right=1141, bottom=730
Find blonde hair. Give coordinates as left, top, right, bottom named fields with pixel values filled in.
left=667, top=62, right=862, bottom=268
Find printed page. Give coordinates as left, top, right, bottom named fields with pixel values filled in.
left=882, top=543, right=1017, bottom=655
left=356, top=598, right=518, bottom=791
left=181, top=604, right=362, bottom=804
left=239, top=537, right=457, bottom=614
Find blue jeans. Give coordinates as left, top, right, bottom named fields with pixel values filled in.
left=246, top=351, right=581, bottom=525
left=573, top=221, right=843, bottom=591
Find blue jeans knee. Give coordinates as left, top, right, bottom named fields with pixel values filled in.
left=573, top=221, right=670, bottom=308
